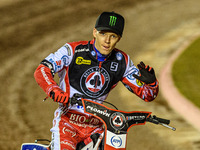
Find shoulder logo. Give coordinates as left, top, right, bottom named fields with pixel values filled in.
left=91, top=51, right=96, bottom=57
left=64, top=44, right=71, bottom=56
left=75, top=48, right=89, bottom=53
left=116, top=52, right=123, bottom=61
left=76, top=57, right=91, bottom=65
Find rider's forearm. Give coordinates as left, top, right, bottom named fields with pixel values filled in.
left=34, top=64, right=59, bottom=96
left=143, top=81, right=159, bottom=102
left=122, top=77, right=159, bottom=102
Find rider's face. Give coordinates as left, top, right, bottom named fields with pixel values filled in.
left=93, top=28, right=121, bottom=55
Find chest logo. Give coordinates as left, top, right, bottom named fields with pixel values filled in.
left=80, top=67, right=110, bottom=98
left=76, top=57, right=91, bottom=65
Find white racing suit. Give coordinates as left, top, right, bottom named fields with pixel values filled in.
left=34, top=39, right=159, bottom=150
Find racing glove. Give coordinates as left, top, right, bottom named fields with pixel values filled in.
left=49, top=87, right=69, bottom=103
left=132, top=61, right=156, bottom=84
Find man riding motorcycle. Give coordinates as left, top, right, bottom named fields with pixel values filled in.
left=34, top=11, right=159, bottom=150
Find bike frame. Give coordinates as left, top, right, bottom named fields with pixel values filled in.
left=81, top=98, right=152, bottom=150
left=21, top=98, right=175, bottom=150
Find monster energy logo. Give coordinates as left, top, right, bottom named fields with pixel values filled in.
left=109, top=16, right=117, bottom=26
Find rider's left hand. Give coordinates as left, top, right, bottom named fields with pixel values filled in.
left=132, top=61, right=156, bottom=84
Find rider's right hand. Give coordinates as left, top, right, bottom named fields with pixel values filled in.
left=68, top=93, right=83, bottom=106
left=49, top=88, right=69, bottom=103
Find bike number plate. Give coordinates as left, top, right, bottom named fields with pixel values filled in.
left=105, top=130, right=127, bottom=149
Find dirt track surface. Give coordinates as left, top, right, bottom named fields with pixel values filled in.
left=1, top=0, right=200, bottom=149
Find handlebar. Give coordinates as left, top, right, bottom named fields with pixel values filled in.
left=68, top=94, right=176, bottom=131
left=147, top=115, right=170, bottom=125
left=147, top=115, right=176, bottom=131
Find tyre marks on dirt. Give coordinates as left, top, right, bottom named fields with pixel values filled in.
left=137, top=18, right=200, bottom=150
left=1, top=0, right=200, bottom=150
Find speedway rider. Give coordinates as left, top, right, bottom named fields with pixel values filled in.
left=34, top=11, right=159, bottom=150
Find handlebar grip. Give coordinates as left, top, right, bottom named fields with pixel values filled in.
left=147, top=117, right=159, bottom=124
left=69, top=96, right=83, bottom=106
left=153, top=115, right=170, bottom=125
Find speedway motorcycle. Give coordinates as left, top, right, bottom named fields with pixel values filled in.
left=21, top=95, right=176, bottom=150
